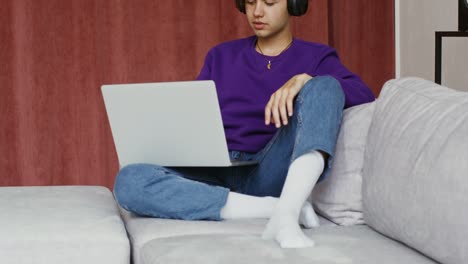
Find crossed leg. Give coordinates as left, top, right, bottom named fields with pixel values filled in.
left=222, top=77, right=344, bottom=248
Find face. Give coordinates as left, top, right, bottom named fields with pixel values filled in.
left=245, top=0, right=291, bottom=40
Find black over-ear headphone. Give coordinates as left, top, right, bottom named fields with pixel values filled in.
left=235, top=0, right=309, bottom=17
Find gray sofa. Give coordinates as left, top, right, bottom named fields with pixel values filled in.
left=1, top=77, right=467, bottom=264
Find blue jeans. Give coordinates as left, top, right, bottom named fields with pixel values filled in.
left=114, top=76, right=345, bottom=221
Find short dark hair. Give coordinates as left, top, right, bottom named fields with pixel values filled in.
left=235, top=0, right=309, bottom=16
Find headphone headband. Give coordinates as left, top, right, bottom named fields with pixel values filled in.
left=235, top=0, right=309, bottom=16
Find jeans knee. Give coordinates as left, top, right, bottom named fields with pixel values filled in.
left=113, top=163, right=161, bottom=209
left=298, top=76, right=345, bottom=107
left=114, top=165, right=136, bottom=208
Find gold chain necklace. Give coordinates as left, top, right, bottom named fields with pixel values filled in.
left=256, top=39, right=293, bottom=70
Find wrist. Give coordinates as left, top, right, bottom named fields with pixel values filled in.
left=300, top=73, right=313, bottom=83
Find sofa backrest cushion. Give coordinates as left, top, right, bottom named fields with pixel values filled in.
left=362, top=77, right=468, bottom=264
left=312, top=102, right=375, bottom=226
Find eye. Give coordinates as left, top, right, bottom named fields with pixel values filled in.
left=264, top=0, right=276, bottom=6
left=246, top=0, right=255, bottom=5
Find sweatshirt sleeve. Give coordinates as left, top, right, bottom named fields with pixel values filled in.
left=313, top=47, right=375, bottom=108
left=196, top=49, right=213, bottom=81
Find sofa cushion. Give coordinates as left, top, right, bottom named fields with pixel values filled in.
left=0, top=186, right=130, bottom=264
left=119, top=207, right=335, bottom=264
left=362, top=77, right=468, bottom=264
left=311, top=102, right=375, bottom=226
left=140, top=225, right=436, bottom=264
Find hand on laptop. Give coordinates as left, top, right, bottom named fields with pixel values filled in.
left=264, top=73, right=313, bottom=128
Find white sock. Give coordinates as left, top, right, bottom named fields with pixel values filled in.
left=262, top=150, right=324, bottom=248
left=220, top=193, right=320, bottom=228
left=220, top=192, right=277, bottom=219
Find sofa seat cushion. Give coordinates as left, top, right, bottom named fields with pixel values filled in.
left=0, top=186, right=130, bottom=264
left=139, top=225, right=436, bottom=264
left=120, top=208, right=335, bottom=264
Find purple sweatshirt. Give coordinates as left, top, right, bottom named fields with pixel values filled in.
left=197, top=36, right=375, bottom=153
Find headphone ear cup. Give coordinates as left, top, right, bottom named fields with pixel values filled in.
left=288, top=0, right=309, bottom=16
left=236, top=0, right=246, bottom=14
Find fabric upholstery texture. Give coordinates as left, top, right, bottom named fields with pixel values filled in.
left=140, top=225, right=436, bottom=264
left=119, top=207, right=336, bottom=264
left=0, top=186, right=130, bottom=264
left=311, top=102, right=375, bottom=225
left=362, top=77, right=468, bottom=264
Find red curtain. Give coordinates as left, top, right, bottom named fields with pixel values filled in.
left=328, top=0, right=395, bottom=96
left=0, top=0, right=393, bottom=188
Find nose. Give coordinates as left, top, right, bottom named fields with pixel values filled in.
left=253, top=2, right=264, bottom=17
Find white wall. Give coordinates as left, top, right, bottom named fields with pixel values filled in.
left=396, top=0, right=468, bottom=91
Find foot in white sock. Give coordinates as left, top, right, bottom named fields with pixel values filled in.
left=221, top=192, right=319, bottom=226
left=263, top=201, right=319, bottom=248
left=262, top=151, right=325, bottom=248
left=262, top=213, right=315, bottom=248
left=220, top=193, right=278, bottom=219
left=299, top=201, right=320, bottom=229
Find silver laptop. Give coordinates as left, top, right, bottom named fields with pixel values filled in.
left=101, top=81, right=258, bottom=168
